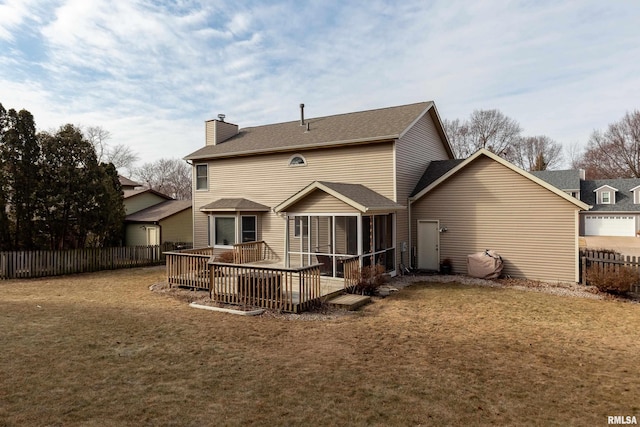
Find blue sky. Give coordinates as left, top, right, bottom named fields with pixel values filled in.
left=1, top=0, right=639, bottom=170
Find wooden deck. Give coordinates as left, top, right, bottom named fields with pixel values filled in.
left=165, top=244, right=361, bottom=312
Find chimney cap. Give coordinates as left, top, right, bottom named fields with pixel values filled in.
left=217, top=113, right=226, bottom=122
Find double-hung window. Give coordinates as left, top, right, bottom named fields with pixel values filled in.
left=196, top=164, right=208, bottom=190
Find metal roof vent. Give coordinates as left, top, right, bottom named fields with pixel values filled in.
left=300, top=103, right=305, bottom=126
left=218, top=113, right=226, bottom=122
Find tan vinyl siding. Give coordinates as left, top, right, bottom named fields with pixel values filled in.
left=205, top=120, right=238, bottom=146
left=124, top=193, right=168, bottom=215
left=287, top=190, right=359, bottom=213
left=411, top=156, right=580, bottom=282
left=160, top=210, right=193, bottom=244
left=193, top=143, right=395, bottom=260
left=395, top=113, right=450, bottom=270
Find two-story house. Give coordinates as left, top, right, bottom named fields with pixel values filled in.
left=184, top=102, right=589, bottom=284
left=185, top=102, right=453, bottom=278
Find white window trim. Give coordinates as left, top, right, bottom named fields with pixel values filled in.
left=210, top=215, right=235, bottom=248
left=195, top=163, right=208, bottom=191
left=600, top=191, right=611, bottom=204
left=209, top=214, right=258, bottom=248
left=288, top=154, right=307, bottom=167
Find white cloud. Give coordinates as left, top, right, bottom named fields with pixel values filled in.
left=1, top=0, right=640, bottom=170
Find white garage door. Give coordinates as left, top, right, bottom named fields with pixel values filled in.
left=584, top=215, right=636, bottom=236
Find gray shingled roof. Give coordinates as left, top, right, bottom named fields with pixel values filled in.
left=200, top=198, right=270, bottom=212
left=125, top=200, right=191, bottom=222
left=410, top=159, right=464, bottom=197
left=530, top=170, right=581, bottom=191
left=185, top=102, right=435, bottom=160
left=317, top=181, right=405, bottom=211
left=581, top=178, right=640, bottom=212
left=123, top=188, right=173, bottom=200
left=118, top=175, right=141, bottom=188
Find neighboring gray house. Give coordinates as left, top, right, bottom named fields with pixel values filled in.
left=580, top=179, right=640, bottom=236
left=531, top=170, right=640, bottom=236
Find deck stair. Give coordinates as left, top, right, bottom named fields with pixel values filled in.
left=326, top=293, right=371, bottom=310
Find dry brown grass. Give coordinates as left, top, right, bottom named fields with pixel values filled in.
left=1, top=266, right=639, bottom=426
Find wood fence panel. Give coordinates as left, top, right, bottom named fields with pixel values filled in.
left=580, top=250, right=640, bottom=293
left=0, top=246, right=162, bottom=280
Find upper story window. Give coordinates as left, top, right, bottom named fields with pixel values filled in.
left=288, top=154, right=307, bottom=167
left=196, top=164, right=208, bottom=190
left=594, top=185, right=617, bottom=205
left=632, top=186, right=640, bottom=204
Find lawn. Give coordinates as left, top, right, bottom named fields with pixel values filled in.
left=1, top=266, right=639, bottom=426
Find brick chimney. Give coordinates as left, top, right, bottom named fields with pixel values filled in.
left=205, top=115, right=238, bottom=146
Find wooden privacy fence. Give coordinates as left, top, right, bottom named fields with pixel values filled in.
left=581, top=250, right=640, bottom=293
left=0, top=245, right=162, bottom=280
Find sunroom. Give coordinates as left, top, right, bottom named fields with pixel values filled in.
left=274, top=181, right=405, bottom=278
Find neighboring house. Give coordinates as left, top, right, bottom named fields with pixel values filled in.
left=183, top=102, right=589, bottom=283
left=532, top=171, right=640, bottom=236
left=185, top=102, right=454, bottom=277
left=119, top=175, right=142, bottom=191
left=124, top=188, right=172, bottom=215
left=123, top=188, right=192, bottom=246
left=409, top=149, right=588, bottom=283
left=124, top=199, right=192, bottom=246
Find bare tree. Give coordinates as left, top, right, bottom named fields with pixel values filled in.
left=443, top=118, right=472, bottom=158
left=512, top=136, right=564, bottom=171
left=469, top=109, right=522, bottom=156
left=84, top=126, right=111, bottom=162
left=133, top=158, right=191, bottom=200
left=444, top=109, right=522, bottom=159
left=83, top=125, right=139, bottom=174
left=565, top=141, right=584, bottom=169
left=574, top=110, right=640, bottom=178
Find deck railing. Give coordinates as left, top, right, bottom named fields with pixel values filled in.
left=165, top=244, right=269, bottom=290
left=165, top=252, right=212, bottom=290
left=233, top=241, right=265, bottom=264
left=343, top=256, right=360, bottom=290
left=209, top=262, right=322, bottom=313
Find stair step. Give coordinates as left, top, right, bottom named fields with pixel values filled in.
left=327, top=294, right=371, bottom=310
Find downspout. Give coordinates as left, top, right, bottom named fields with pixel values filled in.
left=408, top=197, right=412, bottom=270
left=185, top=159, right=196, bottom=247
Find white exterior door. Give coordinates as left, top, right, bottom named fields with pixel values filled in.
left=146, top=226, right=159, bottom=245
left=584, top=215, right=635, bottom=236
left=417, top=220, right=439, bottom=270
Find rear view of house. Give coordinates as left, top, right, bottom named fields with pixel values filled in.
left=184, top=102, right=454, bottom=277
